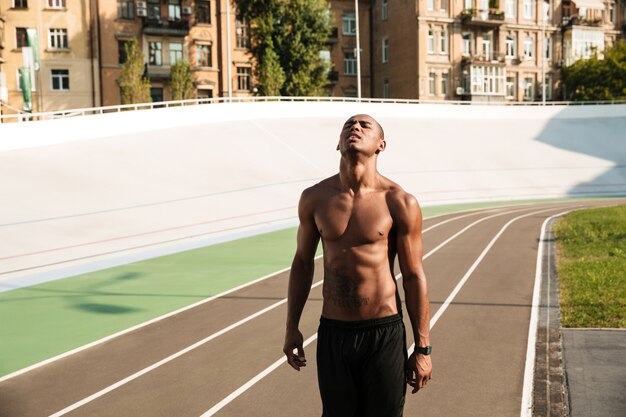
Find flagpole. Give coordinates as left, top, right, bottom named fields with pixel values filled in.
left=355, top=0, right=361, bottom=100
left=226, top=0, right=233, bottom=101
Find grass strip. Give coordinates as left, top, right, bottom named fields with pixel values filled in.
left=553, top=204, right=626, bottom=328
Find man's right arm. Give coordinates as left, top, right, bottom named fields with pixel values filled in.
left=283, top=188, right=320, bottom=371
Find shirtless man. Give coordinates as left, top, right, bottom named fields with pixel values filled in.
left=283, top=114, right=432, bottom=417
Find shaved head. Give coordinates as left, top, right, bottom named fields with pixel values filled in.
left=345, top=114, right=385, bottom=140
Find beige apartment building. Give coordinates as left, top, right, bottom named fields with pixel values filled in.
left=368, top=0, right=624, bottom=101
left=0, top=0, right=97, bottom=113
left=98, top=0, right=253, bottom=106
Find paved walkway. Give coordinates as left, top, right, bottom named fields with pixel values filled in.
left=562, top=329, right=626, bottom=417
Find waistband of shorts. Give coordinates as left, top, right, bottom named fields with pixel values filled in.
left=319, top=314, right=402, bottom=330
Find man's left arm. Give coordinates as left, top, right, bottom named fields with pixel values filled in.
left=393, top=192, right=433, bottom=393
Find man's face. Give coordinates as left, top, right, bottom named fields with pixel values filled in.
left=337, top=114, right=385, bottom=156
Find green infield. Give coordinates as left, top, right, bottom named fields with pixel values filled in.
left=0, top=198, right=594, bottom=377
left=554, top=204, right=626, bottom=328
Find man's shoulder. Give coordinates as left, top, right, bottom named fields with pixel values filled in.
left=300, top=175, right=339, bottom=202
left=381, top=178, right=420, bottom=220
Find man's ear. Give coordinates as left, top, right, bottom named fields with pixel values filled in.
left=378, top=139, right=387, bottom=152
left=336, top=138, right=340, bottom=151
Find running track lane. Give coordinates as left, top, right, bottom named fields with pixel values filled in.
left=0, top=200, right=623, bottom=417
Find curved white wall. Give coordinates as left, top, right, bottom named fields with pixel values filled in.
left=1, top=102, right=625, bottom=285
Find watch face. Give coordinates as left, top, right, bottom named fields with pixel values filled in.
left=418, top=346, right=432, bottom=355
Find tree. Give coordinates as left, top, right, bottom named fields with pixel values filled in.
left=118, top=38, right=152, bottom=104
left=561, top=41, right=626, bottom=101
left=170, top=60, right=195, bottom=100
left=236, top=0, right=332, bottom=96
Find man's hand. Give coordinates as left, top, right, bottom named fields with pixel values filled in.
left=283, top=328, right=307, bottom=371
left=406, top=351, right=432, bottom=393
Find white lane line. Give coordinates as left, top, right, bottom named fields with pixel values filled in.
left=519, top=209, right=573, bottom=417
left=407, top=207, right=562, bottom=355
left=3, top=206, right=489, bottom=384
left=46, top=207, right=520, bottom=416
left=199, top=206, right=546, bottom=416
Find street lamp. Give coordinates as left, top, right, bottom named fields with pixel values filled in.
left=355, top=0, right=361, bottom=100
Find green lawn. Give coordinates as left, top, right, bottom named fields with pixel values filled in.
left=554, top=205, right=626, bottom=328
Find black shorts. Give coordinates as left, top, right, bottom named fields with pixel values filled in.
left=317, top=314, right=407, bottom=417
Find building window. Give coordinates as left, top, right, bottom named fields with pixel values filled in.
left=48, top=28, right=68, bottom=49
left=542, top=75, right=552, bottom=100
left=344, top=51, right=357, bottom=75
left=440, top=27, right=449, bottom=54
left=440, top=0, right=448, bottom=12
left=382, top=37, right=389, bottom=63
left=462, top=32, right=472, bottom=56
left=542, top=0, right=550, bottom=20
left=382, top=0, right=388, bottom=20
left=12, top=0, right=28, bottom=8
left=506, top=34, right=516, bottom=57
left=118, top=40, right=129, bottom=64
left=524, top=34, right=534, bottom=59
left=342, top=12, right=356, bottom=35
left=544, top=35, right=551, bottom=60
left=148, top=0, right=160, bottom=20
left=428, top=27, right=435, bottom=54
left=16, top=28, right=28, bottom=48
left=427, top=0, right=434, bottom=11
left=168, top=0, right=181, bottom=21
left=469, top=65, right=505, bottom=94
left=51, top=69, right=70, bottom=91
left=150, top=87, right=164, bottom=102
left=47, top=0, right=65, bottom=8
left=523, top=0, right=534, bottom=19
left=464, top=0, right=472, bottom=9
left=482, top=33, right=492, bottom=60
left=383, top=78, right=390, bottom=98
left=506, top=75, right=516, bottom=98
left=237, top=67, right=252, bottom=90
left=170, top=43, right=183, bottom=64
left=149, top=41, right=162, bottom=65
left=440, top=73, right=448, bottom=96
left=117, top=0, right=134, bottom=19
left=524, top=76, right=534, bottom=100
left=195, top=44, right=211, bottom=67
left=609, top=3, right=615, bottom=23
left=236, top=18, right=250, bottom=48
left=196, top=0, right=211, bottom=24
left=506, top=0, right=516, bottom=17
left=428, top=71, right=436, bottom=95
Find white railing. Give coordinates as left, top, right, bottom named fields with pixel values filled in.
left=2, top=96, right=626, bottom=123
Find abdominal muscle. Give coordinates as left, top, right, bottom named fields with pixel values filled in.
left=321, top=244, right=398, bottom=321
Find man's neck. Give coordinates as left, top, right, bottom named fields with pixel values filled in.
left=339, top=155, right=379, bottom=194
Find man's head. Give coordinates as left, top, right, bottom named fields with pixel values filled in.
left=337, top=114, right=386, bottom=156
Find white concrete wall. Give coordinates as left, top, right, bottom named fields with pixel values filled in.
left=1, top=102, right=625, bottom=286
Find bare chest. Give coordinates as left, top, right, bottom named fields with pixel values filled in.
left=314, top=193, right=393, bottom=244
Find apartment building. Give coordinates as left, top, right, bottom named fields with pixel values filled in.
left=1, top=0, right=97, bottom=112
left=368, top=0, right=623, bottom=102
left=99, top=0, right=253, bottom=106
left=1, top=9, right=6, bottom=103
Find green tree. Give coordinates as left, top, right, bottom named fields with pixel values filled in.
left=561, top=41, right=626, bottom=101
left=118, top=38, right=152, bottom=104
left=170, top=60, right=195, bottom=100
left=236, top=0, right=332, bottom=96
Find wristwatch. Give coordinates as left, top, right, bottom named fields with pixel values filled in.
left=416, top=346, right=432, bottom=355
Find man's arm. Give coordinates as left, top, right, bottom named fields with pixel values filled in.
left=393, top=192, right=433, bottom=393
left=283, top=188, right=320, bottom=371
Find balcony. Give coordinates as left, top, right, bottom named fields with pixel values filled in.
left=327, top=27, right=339, bottom=44
left=460, top=8, right=505, bottom=27
left=143, top=18, right=190, bottom=37
left=562, top=15, right=603, bottom=28
left=461, top=52, right=507, bottom=65
left=146, top=65, right=171, bottom=81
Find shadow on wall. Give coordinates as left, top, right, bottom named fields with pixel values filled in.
left=535, top=106, right=626, bottom=198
